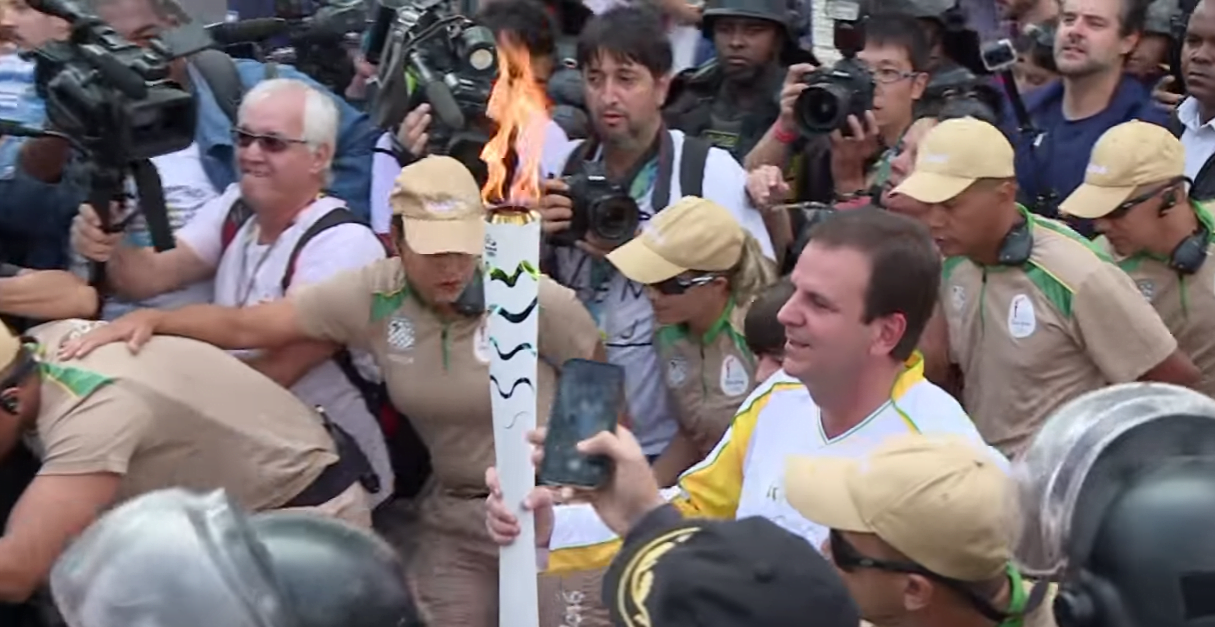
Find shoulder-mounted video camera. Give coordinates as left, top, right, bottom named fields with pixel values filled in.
left=549, top=162, right=640, bottom=249
left=367, top=0, right=498, bottom=173
left=793, top=0, right=874, bottom=136
left=14, top=0, right=212, bottom=287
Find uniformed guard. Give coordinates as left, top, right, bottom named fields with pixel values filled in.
left=897, top=118, right=1201, bottom=458
left=605, top=196, right=777, bottom=484
left=663, top=0, right=816, bottom=163
left=1061, top=121, right=1215, bottom=398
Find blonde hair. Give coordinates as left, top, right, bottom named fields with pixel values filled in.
left=725, top=234, right=778, bottom=306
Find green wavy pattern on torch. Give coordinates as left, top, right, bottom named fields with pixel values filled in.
left=489, top=261, right=540, bottom=288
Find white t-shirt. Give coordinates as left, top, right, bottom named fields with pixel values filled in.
left=178, top=186, right=395, bottom=506
left=99, top=143, right=219, bottom=319
left=540, top=130, right=774, bottom=455
left=369, top=119, right=571, bottom=235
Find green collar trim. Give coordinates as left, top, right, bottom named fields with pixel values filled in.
left=39, top=362, right=112, bottom=399
left=659, top=298, right=737, bottom=346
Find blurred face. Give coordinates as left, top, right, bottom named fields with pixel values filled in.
left=1183, top=1, right=1215, bottom=108
left=713, top=17, right=782, bottom=83
left=397, top=243, right=480, bottom=305
left=1055, top=0, right=1139, bottom=77
left=1015, top=54, right=1059, bottom=94
left=94, top=0, right=164, bottom=46
left=778, top=244, right=903, bottom=387
left=236, top=89, right=332, bottom=211
left=821, top=531, right=923, bottom=623
left=754, top=352, right=784, bottom=382
left=0, top=0, right=67, bottom=50
left=1093, top=185, right=1173, bottom=256
left=882, top=118, right=937, bottom=218
left=583, top=53, right=670, bottom=151
left=858, top=43, right=927, bottom=135
left=644, top=273, right=728, bottom=326
left=921, top=180, right=1015, bottom=258
left=0, top=354, right=41, bottom=461
left=996, top=0, right=1039, bottom=21
left=1127, top=34, right=1170, bottom=79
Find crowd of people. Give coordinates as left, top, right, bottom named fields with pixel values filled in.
left=0, top=0, right=1210, bottom=624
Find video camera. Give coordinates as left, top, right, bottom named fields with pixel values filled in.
left=548, top=162, right=640, bottom=249
left=9, top=0, right=212, bottom=285
left=206, top=0, right=367, bottom=96
left=793, top=0, right=874, bottom=136
left=367, top=0, right=498, bottom=176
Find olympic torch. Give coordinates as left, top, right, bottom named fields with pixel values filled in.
left=481, top=35, right=548, bottom=627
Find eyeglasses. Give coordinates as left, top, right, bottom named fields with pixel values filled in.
left=233, top=128, right=308, bottom=153
left=872, top=67, right=918, bottom=85
left=651, top=274, right=719, bottom=296
left=1104, top=176, right=1191, bottom=220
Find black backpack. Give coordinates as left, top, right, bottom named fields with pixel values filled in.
left=219, top=201, right=433, bottom=500
left=190, top=50, right=277, bottom=125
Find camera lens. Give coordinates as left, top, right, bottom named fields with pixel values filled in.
left=795, top=83, right=852, bottom=135
left=590, top=195, right=640, bottom=245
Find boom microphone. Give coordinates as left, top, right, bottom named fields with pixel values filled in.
left=205, top=18, right=290, bottom=45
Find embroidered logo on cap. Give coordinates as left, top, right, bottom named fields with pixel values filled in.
left=426, top=199, right=462, bottom=215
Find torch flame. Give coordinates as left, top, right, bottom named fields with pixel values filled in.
left=480, top=35, right=551, bottom=206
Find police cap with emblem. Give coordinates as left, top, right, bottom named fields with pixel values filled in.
left=603, top=514, right=859, bottom=627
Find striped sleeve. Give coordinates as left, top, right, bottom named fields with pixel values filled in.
left=544, top=377, right=792, bottom=574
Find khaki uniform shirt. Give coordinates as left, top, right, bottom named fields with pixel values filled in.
left=942, top=212, right=1177, bottom=457
left=31, top=319, right=337, bottom=511
left=292, top=259, right=601, bottom=492
left=655, top=301, right=757, bottom=456
left=1096, top=226, right=1215, bottom=399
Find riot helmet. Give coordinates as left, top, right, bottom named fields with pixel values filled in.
left=700, top=0, right=816, bottom=64
left=1016, top=383, right=1215, bottom=627
left=870, top=0, right=986, bottom=74
left=50, top=489, right=423, bottom=627
left=1146, top=0, right=1181, bottom=37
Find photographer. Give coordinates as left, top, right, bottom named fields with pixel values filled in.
left=744, top=13, right=929, bottom=217
left=537, top=5, right=774, bottom=463
left=1013, top=0, right=1168, bottom=236
left=17, top=0, right=378, bottom=228
left=663, top=0, right=816, bottom=164
left=0, top=0, right=82, bottom=272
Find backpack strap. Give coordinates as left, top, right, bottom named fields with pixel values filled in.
left=190, top=50, right=245, bottom=127
left=220, top=198, right=255, bottom=254
left=561, top=139, right=594, bottom=176
left=679, top=136, right=710, bottom=198
left=280, top=207, right=382, bottom=293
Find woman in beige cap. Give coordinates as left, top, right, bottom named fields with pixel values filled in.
left=57, top=155, right=613, bottom=627
left=606, top=196, right=778, bottom=485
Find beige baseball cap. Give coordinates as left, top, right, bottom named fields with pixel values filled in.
left=390, top=156, right=485, bottom=255
left=606, top=196, right=745, bottom=285
left=785, top=434, right=1014, bottom=582
left=892, top=117, right=1016, bottom=205
left=1059, top=121, right=1185, bottom=220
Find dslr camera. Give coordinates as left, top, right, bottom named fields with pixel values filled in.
left=549, top=163, right=641, bottom=248
left=793, top=0, right=874, bottom=136
left=368, top=0, right=498, bottom=175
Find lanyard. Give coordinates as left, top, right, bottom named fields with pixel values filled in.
left=235, top=223, right=285, bottom=307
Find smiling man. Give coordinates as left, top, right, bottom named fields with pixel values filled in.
left=1013, top=0, right=1168, bottom=237
left=906, top=117, right=1199, bottom=458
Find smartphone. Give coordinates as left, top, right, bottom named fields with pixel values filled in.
left=538, top=359, right=626, bottom=489
left=454, top=270, right=485, bottom=316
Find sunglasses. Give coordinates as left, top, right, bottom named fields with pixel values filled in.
left=651, top=274, right=719, bottom=296
left=1105, top=176, right=1190, bottom=220
left=233, top=128, right=308, bottom=153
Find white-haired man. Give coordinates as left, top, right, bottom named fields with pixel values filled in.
left=70, top=78, right=394, bottom=507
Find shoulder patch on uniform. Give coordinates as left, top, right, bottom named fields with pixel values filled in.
left=371, top=287, right=409, bottom=323
left=40, top=362, right=113, bottom=399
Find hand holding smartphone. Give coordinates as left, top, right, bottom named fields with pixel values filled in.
left=538, top=359, right=626, bottom=489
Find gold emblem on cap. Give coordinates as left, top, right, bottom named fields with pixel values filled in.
left=616, top=526, right=702, bottom=627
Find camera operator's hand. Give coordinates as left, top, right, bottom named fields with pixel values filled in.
left=747, top=165, right=791, bottom=209
left=778, top=63, right=817, bottom=131
left=537, top=177, right=573, bottom=234
left=830, top=112, right=882, bottom=195
left=71, top=203, right=123, bottom=263
left=1152, top=75, right=1185, bottom=111
left=397, top=103, right=432, bottom=158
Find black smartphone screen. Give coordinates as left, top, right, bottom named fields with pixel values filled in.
left=538, top=359, right=625, bottom=489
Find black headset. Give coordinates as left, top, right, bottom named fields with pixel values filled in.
left=1160, top=189, right=1211, bottom=275
left=996, top=217, right=1034, bottom=267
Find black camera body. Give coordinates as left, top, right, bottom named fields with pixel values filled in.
left=793, top=56, right=875, bottom=136
left=549, top=163, right=640, bottom=248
